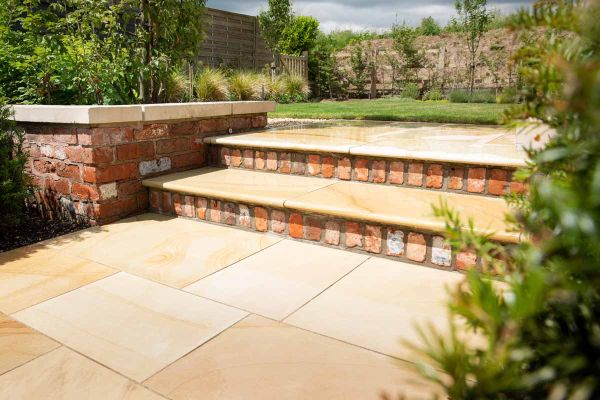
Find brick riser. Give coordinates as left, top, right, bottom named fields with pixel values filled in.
left=208, top=146, right=527, bottom=198
left=149, top=189, right=512, bottom=272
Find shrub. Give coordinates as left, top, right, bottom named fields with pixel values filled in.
left=228, top=71, right=259, bottom=101
left=496, top=86, right=519, bottom=104
left=194, top=67, right=229, bottom=101
left=283, top=75, right=310, bottom=99
left=448, top=88, right=496, bottom=103
left=0, top=103, right=29, bottom=229
left=163, top=70, right=190, bottom=103
left=423, top=87, right=444, bottom=101
left=400, top=83, right=420, bottom=99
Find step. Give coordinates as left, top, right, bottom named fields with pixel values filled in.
left=143, top=168, right=519, bottom=271
left=204, top=120, right=528, bottom=198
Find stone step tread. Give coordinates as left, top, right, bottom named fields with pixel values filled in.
left=142, top=167, right=518, bottom=243
left=204, top=121, right=527, bottom=167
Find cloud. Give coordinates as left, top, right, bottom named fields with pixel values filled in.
left=207, top=0, right=534, bottom=32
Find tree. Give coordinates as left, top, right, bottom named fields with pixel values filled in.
left=278, top=16, right=319, bottom=56
left=257, top=0, right=294, bottom=53
left=418, top=16, right=441, bottom=36
left=308, top=32, right=342, bottom=98
left=413, top=0, right=600, bottom=398
left=349, top=44, right=370, bottom=98
left=455, top=0, right=491, bottom=94
left=390, top=24, right=425, bottom=84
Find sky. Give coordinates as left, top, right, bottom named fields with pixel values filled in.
left=207, top=0, right=534, bottom=33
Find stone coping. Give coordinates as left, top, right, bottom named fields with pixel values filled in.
left=11, top=101, right=276, bottom=125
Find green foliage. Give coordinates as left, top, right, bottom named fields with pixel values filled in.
left=0, top=102, right=29, bottom=228
left=423, top=87, right=444, bottom=101
left=194, top=67, right=229, bottom=102
left=308, top=32, right=345, bottom=99
left=257, top=0, right=294, bottom=52
left=163, top=70, right=191, bottom=103
left=390, top=24, right=425, bottom=83
left=448, top=88, right=496, bottom=103
left=326, top=30, right=385, bottom=50
left=267, top=74, right=310, bottom=103
left=228, top=71, right=259, bottom=101
left=400, top=82, right=420, bottom=99
left=414, top=0, right=600, bottom=398
left=418, top=17, right=442, bottom=36
left=497, top=87, right=519, bottom=104
left=279, top=16, right=319, bottom=56
left=349, top=44, right=370, bottom=98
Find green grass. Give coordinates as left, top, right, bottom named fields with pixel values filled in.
left=270, top=98, right=512, bottom=125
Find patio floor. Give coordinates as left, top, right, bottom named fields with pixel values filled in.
left=0, top=214, right=463, bottom=399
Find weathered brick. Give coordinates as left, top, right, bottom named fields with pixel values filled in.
left=195, top=197, right=208, bottom=219
left=386, top=229, right=405, bottom=257
left=117, top=180, right=143, bottom=197
left=71, top=183, right=99, bottom=201
left=52, top=129, right=77, bottom=144
left=78, top=127, right=133, bottom=146
left=371, top=160, right=386, bottom=183
left=467, top=168, right=486, bottom=193
left=364, top=225, right=382, bottom=253
left=251, top=114, right=267, bottom=128
left=448, top=167, right=464, bottom=190
left=345, top=222, right=362, bottom=248
left=171, top=152, right=204, bottom=169
left=229, top=116, right=252, bottom=131
left=322, top=157, right=335, bottom=178
left=324, top=221, right=340, bottom=245
left=510, top=179, right=527, bottom=195
left=231, top=149, right=242, bottom=167
left=456, top=249, right=477, bottom=270
left=291, top=153, right=306, bottom=175
left=82, top=146, right=114, bottom=165
left=338, top=157, right=351, bottom=180
left=209, top=199, right=221, bottom=222
left=406, top=232, right=426, bottom=262
left=289, top=213, right=303, bottom=238
left=156, top=138, right=178, bottom=155
left=431, top=236, right=451, bottom=267
left=307, top=154, right=321, bottom=176
left=220, top=147, right=231, bottom=166
left=242, top=149, right=254, bottom=168
left=170, top=121, right=200, bottom=136
left=134, top=124, right=169, bottom=140
left=150, top=190, right=160, bottom=210
left=389, top=161, right=404, bottom=185
left=179, top=195, right=195, bottom=217
left=201, top=118, right=229, bottom=134
left=138, top=157, right=172, bottom=176
left=161, top=192, right=172, bottom=213
left=46, top=177, right=70, bottom=195
left=97, top=197, right=138, bottom=219
left=254, top=207, right=268, bottom=232
left=407, top=163, right=424, bottom=186
left=83, top=163, right=137, bottom=184
left=223, top=202, right=236, bottom=225
left=117, top=141, right=154, bottom=160
left=255, top=151, right=266, bottom=170
left=426, top=164, right=444, bottom=189
left=488, top=169, right=508, bottom=195
left=238, top=205, right=252, bottom=227
left=266, top=152, right=278, bottom=171
left=305, top=218, right=322, bottom=241
left=57, top=163, right=81, bottom=181
left=279, top=153, right=291, bottom=173
left=271, top=210, right=286, bottom=233
left=65, top=146, right=84, bottom=163
left=354, top=158, right=369, bottom=181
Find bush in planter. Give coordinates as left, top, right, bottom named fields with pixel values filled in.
left=163, top=69, right=191, bottom=103
left=0, top=103, right=29, bottom=229
left=228, top=71, right=260, bottom=101
left=400, top=82, right=420, bottom=99
left=194, top=67, right=229, bottom=101
left=423, top=87, right=444, bottom=101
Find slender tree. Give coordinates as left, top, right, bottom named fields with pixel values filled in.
left=257, top=0, right=294, bottom=53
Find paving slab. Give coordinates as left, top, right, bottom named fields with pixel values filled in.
left=0, top=347, right=164, bottom=399
left=145, top=314, right=440, bottom=400
left=185, top=240, right=368, bottom=320
left=14, top=272, right=247, bottom=382
left=0, top=247, right=116, bottom=314
left=285, top=257, right=464, bottom=360
left=0, top=313, right=59, bottom=375
left=65, top=215, right=281, bottom=288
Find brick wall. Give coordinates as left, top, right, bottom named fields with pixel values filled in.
left=22, top=114, right=267, bottom=225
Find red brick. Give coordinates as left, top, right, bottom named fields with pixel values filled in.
left=83, top=163, right=137, bottom=184
left=279, top=153, right=291, bottom=173
left=407, top=163, right=424, bottom=186
left=324, top=221, right=340, bottom=245
left=195, top=197, right=208, bottom=219
left=406, top=232, right=427, bottom=262
left=488, top=169, right=508, bottom=195
left=254, top=207, right=268, bottom=232
left=371, top=160, right=386, bottom=183
left=33, top=160, right=55, bottom=174
left=338, top=158, right=351, bottom=180
left=467, top=168, right=486, bottom=193
left=161, top=192, right=172, bottom=213
left=117, top=180, right=143, bottom=197
left=305, top=218, right=322, bottom=241
left=222, top=203, right=236, bottom=225
left=426, top=164, right=444, bottom=189
left=288, top=213, right=303, bottom=238
left=170, top=121, right=200, bottom=136
left=354, top=158, right=369, bottom=181
left=389, top=161, right=404, bottom=184
left=52, top=128, right=77, bottom=144
left=80, top=127, right=134, bottom=145
left=200, top=118, right=229, bottom=134
left=150, top=191, right=160, bottom=210
left=65, top=146, right=84, bottom=163
left=291, top=154, right=306, bottom=175
left=266, top=152, right=278, bottom=171
left=307, top=155, right=321, bottom=176
left=220, top=147, right=231, bottom=166
left=57, top=163, right=81, bottom=181
left=117, top=142, right=154, bottom=161
left=174, top=194, right=194, bottom=218
left=97, top=197, right=138, bottom=219
left=82, top=146, right=114, bottom=165
left=510, top=179, right=528, bottom=195
left=255, top=151, right=266, bottom=170
left=172, top=152, right=204, bottom=169
left=251, top=114, right=267, bottom=128
left=71, top=183, right=99, bottom=201
left=242, top=149, right=254, bottom=168
left=456, top=249, right=477, bottom=270
left=345, top=222, right=362, bottom=248
left=230, top=149, right=242, bottom=167
left=271, top=210, right=286, bottom=233
left=134, top=124, right=169, bottom=140
left=238, top=205, right=252, bottom=227
left=209, top=200, right=221, bottom=222
left=156, top=138, right=177, bottom=155
left=137, top=191, right=149, bottom=211
left=448, top=167, right=464, bottom=190
left=229, top=116, right=252, bottom=131
left=322, top=157, right=335, bottom=178
left=364, top=225, right=382, bottom=253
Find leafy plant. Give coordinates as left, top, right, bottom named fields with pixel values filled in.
left=400, top=82, right=420, bottom=99
left=228, top=71, right=259, bottom=101
left=257, top=0, right=294, bottom=53
left=413, top=0, right=600, bottom=398
left=163, top=69, right=190, bottom=103
left=194, top=67, right=229, bottom=101
left=448, top=88, right=496, bottom=103
left=349, top=44, right=370, bottom=98
left=423, top=86, right=444, bottom=101
left=390, top=23, right=425, bottom=84
left=418, top=16, right=442, bottom=36
left=279, top=15, right=319, bottom=56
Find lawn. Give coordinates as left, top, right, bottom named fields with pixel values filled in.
left=271, top=98, right=512, bottom=125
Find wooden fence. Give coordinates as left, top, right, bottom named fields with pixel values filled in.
left=276, top=52, right=309, bottom=80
